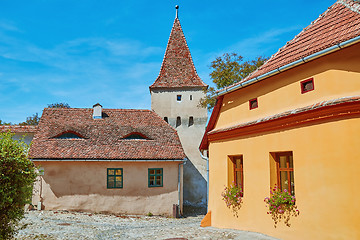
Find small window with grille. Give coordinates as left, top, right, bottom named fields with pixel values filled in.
left=301, top=78, right=314, bottom=94
left=249, top=98, right=258, bottom=110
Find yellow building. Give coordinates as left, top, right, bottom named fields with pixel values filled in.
left=200, top=0, right=360, bottom=239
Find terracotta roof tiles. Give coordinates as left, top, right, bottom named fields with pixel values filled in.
left=150, top=17, right=207, bottom=89
left=0, top=125, right=38, bottom=133
left=227, top=0, right=360, bottom=90
left=29, top=108, right=186, bottom=160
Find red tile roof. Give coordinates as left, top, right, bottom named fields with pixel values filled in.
left=29, top=108, right=186, bottom=160
left=0, top=125, right=38, bottom=133
left=149, top=17, right=207, bottom=89
left=228, top=0, right=360, bottom=89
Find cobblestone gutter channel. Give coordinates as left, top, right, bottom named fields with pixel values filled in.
left=15, top=211, right=278, bottom=240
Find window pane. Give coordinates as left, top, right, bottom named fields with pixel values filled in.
left=236, top=158, right=242, bottom=168
left=279, top=156, right=287, bottom=168
left=156, top=169, right=162, bottom=175
left=150, top=176, right=155, bottom=181
left=150, top=169, right=155, bottom=175
left=150, top=180, right=154, bottom=185
left=289, top=155, right=294, bottom=168
left=115, top=169, right=122, bottom=175
left=280, top=171, right=288, bottom=192
left=108, top=176, right=115, bottom=187
left=115, top=180, right=122, bottom=188
left=290, top=171, right=295, bottom=195
left=116, top=176, right=122, bottom=182
left=236, top=171, right=242, bottom=187
left=108, top=169, right=114, bottom=175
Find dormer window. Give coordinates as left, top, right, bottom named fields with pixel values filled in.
left=54, top=131, right=84, bottom=139
left=122, top=132, right=149, bottom=140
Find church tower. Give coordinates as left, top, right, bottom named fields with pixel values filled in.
left=149, top=6, right=208, bottom=206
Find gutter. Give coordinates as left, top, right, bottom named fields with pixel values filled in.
left=200, top=150, right=209, bottom=211
left=216, top=35, right=360, bottom=96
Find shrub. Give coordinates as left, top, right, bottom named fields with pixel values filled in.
left=221, top=184, right=243, bottom=217
left=0, top=132, right=37, bottom=239
left=264, top=185, right=300, bottom=227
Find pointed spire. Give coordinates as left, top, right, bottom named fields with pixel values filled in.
left=175, top=5, right=179, bottom=19
left=149, top=7, right=207, bottom=89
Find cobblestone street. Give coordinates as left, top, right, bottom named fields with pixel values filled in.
left=15, top=210, right=278, bottom=240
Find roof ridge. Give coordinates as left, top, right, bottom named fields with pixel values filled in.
left=217, top=0, right=360, bottom=94
left=337, top=0, right=360, bottom=14
left=45, top=108, right=151, bottom=112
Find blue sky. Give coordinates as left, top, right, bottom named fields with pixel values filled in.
left=0, top=0, right=334, bottom=124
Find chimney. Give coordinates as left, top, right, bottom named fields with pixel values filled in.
left=93, top=103, right=102, bottom=119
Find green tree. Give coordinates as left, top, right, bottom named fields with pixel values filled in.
left=18, top=102, right=70, bottom=126
left=0, top=132, right=37, bottom=239
left=0, top=120, right=11, bottom=125
left=199, top=53, right=268, bottom=110
left=19, top=113, right=40, bottom=126
left=47, top=102, right=70, bottom=108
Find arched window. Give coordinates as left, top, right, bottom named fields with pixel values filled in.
left=176, top=117, right=181, bottom=127
left=188, top=116, right=194, bottom=127
left=122, top=132, right=148, bottom=140
left=54, top=131, right=84, bottom=139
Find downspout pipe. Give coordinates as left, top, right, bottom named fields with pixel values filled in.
left=216, top=35, right=360, bottom=96
left=200, top=150, right=209, bottom=211
left=178, top=158, right=187, bottom=216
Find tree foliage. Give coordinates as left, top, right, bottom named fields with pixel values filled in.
left=0, top=120, right=11, bottom=125
left=47, top=102, right=70, bottom=108
left=16, top=102, right=70, bottom=126
left=199, top=53, right=269, bottom=110
left=0, top=132, right=37, bottom=239
left=19, top=113, right=40, bottom=126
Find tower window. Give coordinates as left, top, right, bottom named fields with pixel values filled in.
left=176, top=116, right=181, bottom=127
left=164, top=117, right=168, bottom=123
left=188, top=116, right=194, bottom=127
left=177, top=95, right=182, bottom=101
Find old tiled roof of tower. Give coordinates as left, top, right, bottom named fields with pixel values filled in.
left=225, top=0, right=360, bottom=90
left=149, top=17, right=207, bottom=89
left=29, top=108, right=186, bottom=160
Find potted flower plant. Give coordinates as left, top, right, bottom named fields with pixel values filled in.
left=221, top=183, right=243, bottom=217
left=264, top=185, right=300, bottom=227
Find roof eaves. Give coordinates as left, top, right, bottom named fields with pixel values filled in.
left=216, top=35, right=360, bottom=96
left=208, top=95, right=360, bottom=137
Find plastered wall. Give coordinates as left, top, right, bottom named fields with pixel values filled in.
left=32, top=161, right=182, bottom=216
left=151, top=87, right=208, bottom=205
left=208, top=117, right=360, bottom=240
left=207, top=43, right=360, bottom=239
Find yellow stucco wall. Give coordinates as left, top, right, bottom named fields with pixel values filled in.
left=32, top=161, right=182, bottom=216
left=207, top=43, right=360, bottom=239
left=216, top=43, right=360, bottom=129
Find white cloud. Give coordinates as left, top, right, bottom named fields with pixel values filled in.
left=0, top=20, right=21, bottom=32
